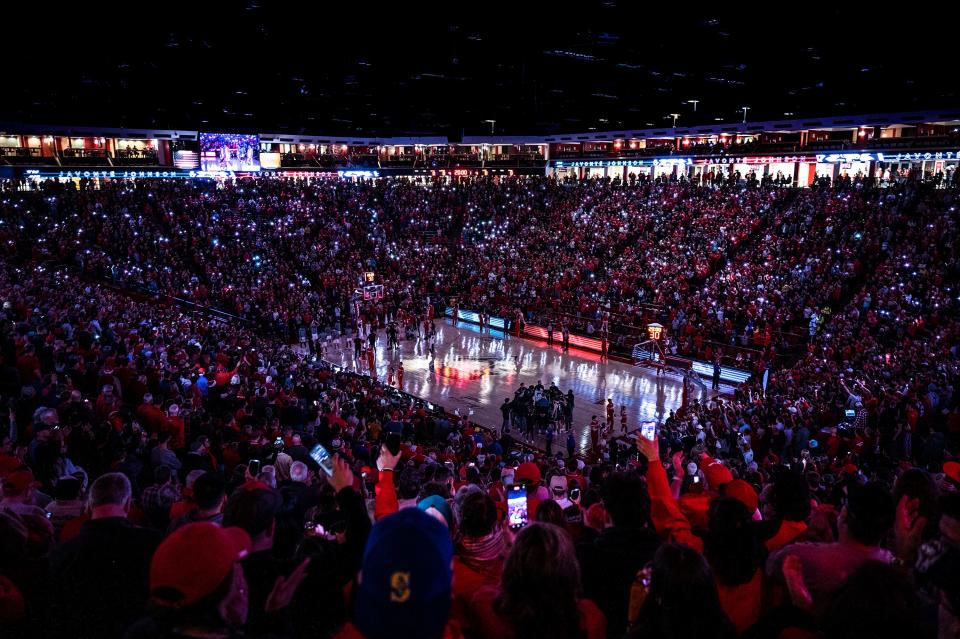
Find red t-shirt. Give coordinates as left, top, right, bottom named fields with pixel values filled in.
left=716, top=569, right=763, bottom=634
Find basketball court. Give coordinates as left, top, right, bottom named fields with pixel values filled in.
left=322, top=318, right=723, bottom=456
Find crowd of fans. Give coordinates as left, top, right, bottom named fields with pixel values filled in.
left=0, top=176, right=926, bottom=366
left=0, top=174, right=958, bottom=639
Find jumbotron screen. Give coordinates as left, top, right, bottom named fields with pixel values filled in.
left=199, top=132, right=260, bottom=172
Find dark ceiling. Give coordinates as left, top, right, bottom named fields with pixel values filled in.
left=5, top=2, right=953, bottom=137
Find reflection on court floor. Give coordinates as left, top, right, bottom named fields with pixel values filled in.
left=324, top=319, right=710, bottom=455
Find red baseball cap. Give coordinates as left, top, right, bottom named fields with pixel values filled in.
left=723, top=479, right=759, bottom=513
left=944, top=461, right=960, bottom=485
left=515, top=461, right=542, bottom=485
left=150, top=522, right=251, bottom=608
left=702, top=459, right=733, bottom=490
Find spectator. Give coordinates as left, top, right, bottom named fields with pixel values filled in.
left=0, top=469, right=46, bottom=520
left=762, top=470, right=812, bottom=552
left=469, top=522, right=606, bottom=639
left=49, top=472, right=162, bottom=639
left=125, top=522, right=255, bottom=639
left=167, top=472, right=226, bottom=533
left=43, top=476, right=86, bottom=537
left=337, top=508, right=454, bottom=639
left=451, top=489, right=505, bottom=619
left=222, top=480, right=285, bottom=636
left=628, top=543, right=736, bottom=639
left=150, top=432, right=182, bottom=473
left=768, top=481, right=895, bottom=612
left=577, top=470, right=660, bottom=639
left=703, top=498, right=765, bottom=633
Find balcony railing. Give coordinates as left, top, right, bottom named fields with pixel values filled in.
left=113, top=149, right=159, bottom=166
left=60, top=148, right=109, bottom=165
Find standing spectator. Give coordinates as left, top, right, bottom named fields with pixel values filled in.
left=183, top=437, right=215, bottom=478
left=500, top=398, right=512, bottom=434
left=767, top=482, right=895, bottom=612
left=336, top=508, right=454, bottom=639
left=0, top=469, right=46, bottom=519
left=628, top=544, right=736, bottom=639
left=469, top=522, right=606, bottom=639
left=43, top=476, right=85, bottom=538
left=163, top=405, right=185, bottom=452
left=150, top=433, right=182, bottom=474
left=167, top=472, right=226, bottom=533
left=49, top=473, right=161, bottom=639
left=577, top=470, right=660, bottom=639
left=223, top=479, right=287, bottom=637
left=125, top=522, right=257, bottom=639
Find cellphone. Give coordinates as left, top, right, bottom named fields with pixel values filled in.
left=692, top=475, right=700, bottom=484
left=640, top=421, right=656, bottom=441
left=569, top=487, right=581, bottom=501
left=309, top=443, right=335, bottom=476
left=274, top=436, right=284, bottom=447
left=248, top=459, right=261, bottom=476
left=507, top=485, right=528, bottom=530
left=386, top=432, right=402, bottom=456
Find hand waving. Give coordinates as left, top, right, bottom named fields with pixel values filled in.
left=377, top=443, right=401, bottom=472
left=329, top=456, right=355, bottom=493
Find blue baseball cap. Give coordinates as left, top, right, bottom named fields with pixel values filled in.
left=417, top=494, right=454, bottom=530
left=355, top=509, right=453, bottom=639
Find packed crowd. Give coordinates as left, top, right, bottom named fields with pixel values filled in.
left=0, top=175, right=959, bottom=639
left=0, top=177, right=924, bottom=367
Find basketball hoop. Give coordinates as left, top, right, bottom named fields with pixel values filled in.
left=632, top=323, right=672, bottom=377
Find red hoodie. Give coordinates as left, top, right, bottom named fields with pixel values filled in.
left=645, top=462, right=764, bottom=632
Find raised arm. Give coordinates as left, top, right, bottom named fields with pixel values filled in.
left=638, top=437, right=703, bottom=553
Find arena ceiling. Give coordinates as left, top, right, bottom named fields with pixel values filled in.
left=5, top=2, right=952, bottom=137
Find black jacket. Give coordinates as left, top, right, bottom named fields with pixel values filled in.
left=288, top=486, right=372, bottom=638
left=577, top=525, right=662, bottom=639
left=49, top=517, right=162, bottom=639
